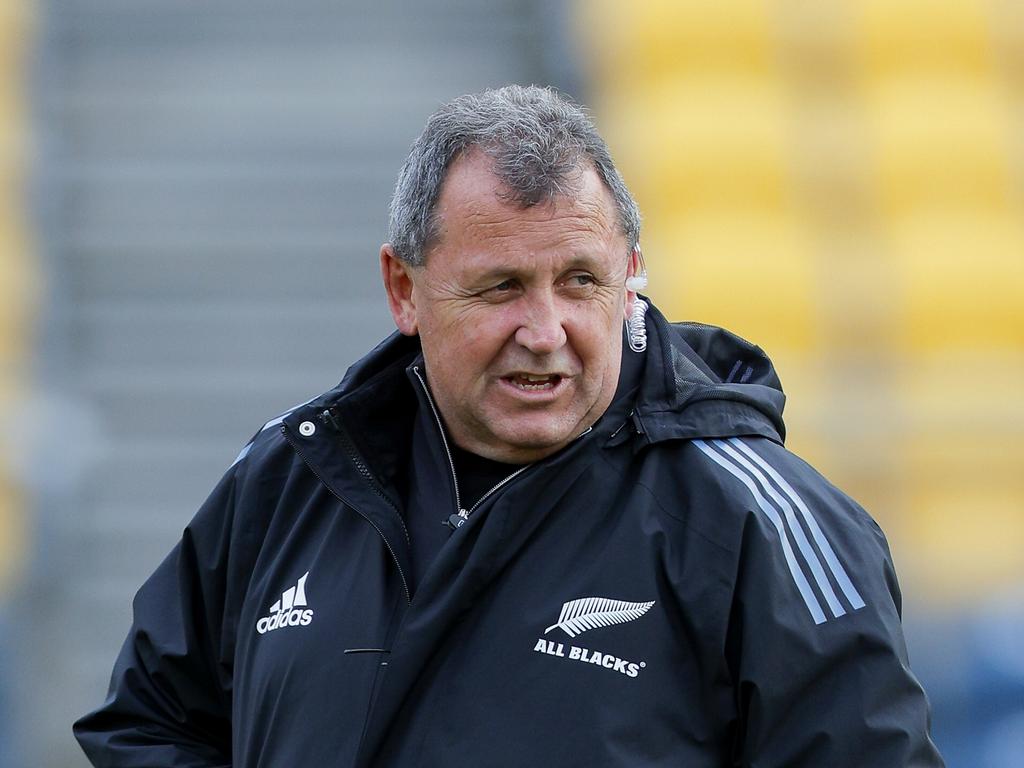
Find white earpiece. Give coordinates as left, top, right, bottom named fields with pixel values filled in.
left=625, top=245, right=649, bottom=352
left=625, top=273, right=648, bottom=292
left=625, top=245, right=648, bottom=293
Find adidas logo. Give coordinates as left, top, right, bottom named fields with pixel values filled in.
left=255, top=572, right=313, bottom=634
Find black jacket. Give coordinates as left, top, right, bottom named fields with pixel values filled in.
left=74, top=303, right=944, bottom=767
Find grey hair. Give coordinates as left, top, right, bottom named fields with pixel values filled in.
left=388, top=84, right=641, bottom=266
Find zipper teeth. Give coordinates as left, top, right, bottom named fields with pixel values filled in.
left=334, top=423, right=411, bottom=546
left=412, top=366, right=463, bottom=513
left=282, top=426, right=412, bottom=605
left=467, top=463, right=532, bottom=516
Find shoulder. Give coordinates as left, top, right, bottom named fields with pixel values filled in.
left=633, top=435, right=884, bottom=540
left=683, top=436, right=891, bottom=624
left=685, top=436, right=885, bottom=554
left=187, top=398, right=319, bottom=542
left=229, top=397, right=315, bottom=476
left=633, top=436, right=892, bottom=623
left=624, top=437, right=831, bottom=548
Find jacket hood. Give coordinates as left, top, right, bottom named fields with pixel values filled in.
left=632, top=300, right=786, bottom=445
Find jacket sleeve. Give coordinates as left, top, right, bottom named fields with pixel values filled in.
left=720, top=443, right=944, bottom=767
left=73, top=462, right=243, bottom=768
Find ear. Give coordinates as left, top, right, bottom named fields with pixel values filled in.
left=380, top=244, right=419, bottom=336
left=624, top=244, right=646, bottom=319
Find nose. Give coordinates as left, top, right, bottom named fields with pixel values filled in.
left=514, top=293, right=568, bottom=355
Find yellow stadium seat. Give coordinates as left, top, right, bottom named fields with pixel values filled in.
left=864, top=76, right=1015, bottom=217
left=898, top=486, right=1024, bottom=602
left=599, top=77, right=794, bottom=217
left=853, top=0, right=997, bottom=78
left=889, top=212, right=1024, bottom=351
left=578, top=0, right=778, bottom=87
left=645, top=211, right=820, bottom=355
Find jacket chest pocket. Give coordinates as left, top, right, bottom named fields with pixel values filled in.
left=233, top=634, right=383, bottom=765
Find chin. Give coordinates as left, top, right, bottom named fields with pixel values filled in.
left=492, top=424, right=581, bottom=460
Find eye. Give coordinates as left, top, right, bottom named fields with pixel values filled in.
left=479, top=278, right=519, bottom=300
left=561, top=272, right=598, bottom=293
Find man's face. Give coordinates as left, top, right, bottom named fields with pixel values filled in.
left=382, top=150, right=634, bottom=464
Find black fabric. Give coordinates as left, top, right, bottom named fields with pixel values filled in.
left=612, top=327, right=646, bottom=403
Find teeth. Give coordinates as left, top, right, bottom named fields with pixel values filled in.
left=510, top=373, right=558, bottom=391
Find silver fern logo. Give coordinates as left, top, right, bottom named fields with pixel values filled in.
left=544, top=597, right=656, bottom=638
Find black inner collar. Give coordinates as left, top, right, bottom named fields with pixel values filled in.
left=450, top=444, right=525, bottom=512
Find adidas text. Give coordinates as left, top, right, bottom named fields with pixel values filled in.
left=256, top=608, right=313, bottom=634
left=533, top=638, right=646, bottom=678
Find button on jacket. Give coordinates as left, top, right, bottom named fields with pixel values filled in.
left=74, top=301, right=944, bottom=767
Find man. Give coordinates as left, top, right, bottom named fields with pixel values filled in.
left=75, top=85, right=944, bottom=766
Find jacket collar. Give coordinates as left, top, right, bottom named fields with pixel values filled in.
left=283, top=298, right=787, bottom=499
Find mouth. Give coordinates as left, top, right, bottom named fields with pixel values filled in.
left=503, top=373, right=564, bottom=392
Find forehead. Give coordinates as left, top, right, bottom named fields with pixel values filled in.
left=427, top=150, right=624, bottom=263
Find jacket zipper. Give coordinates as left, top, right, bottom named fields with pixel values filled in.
left=411, top=367, right=464, bottom=515
left=461, top=463, right=532, bottom=520
left=412, top=366, right=532, bottom=531
left=281, top=425, right=412, bottom=604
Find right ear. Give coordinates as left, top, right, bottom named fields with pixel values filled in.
left=380, top=244, right=419, bottom=336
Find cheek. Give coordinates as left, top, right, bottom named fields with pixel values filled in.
left=417, top=304, right=475, bottom=354
left=460, top=306, right=520, bottom=347
left=574, top=307, right=622, bottom=354
left=424, top=301, right=506, bottom=337
left=422, top=309, right=514, bottom=372
left=574, top=319, right=623, bottom=388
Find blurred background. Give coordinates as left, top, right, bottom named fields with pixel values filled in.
left=0, top=1, right=1021, bottom=765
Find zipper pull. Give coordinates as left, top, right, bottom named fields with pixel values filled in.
left=318, top=408, right=342, bottom=431
left=445, top=509, right=470, bottom=531
left=631, top=410, right=646, bottom=435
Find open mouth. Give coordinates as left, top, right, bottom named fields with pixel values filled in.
left=505, top=373, right=563, bottom=391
